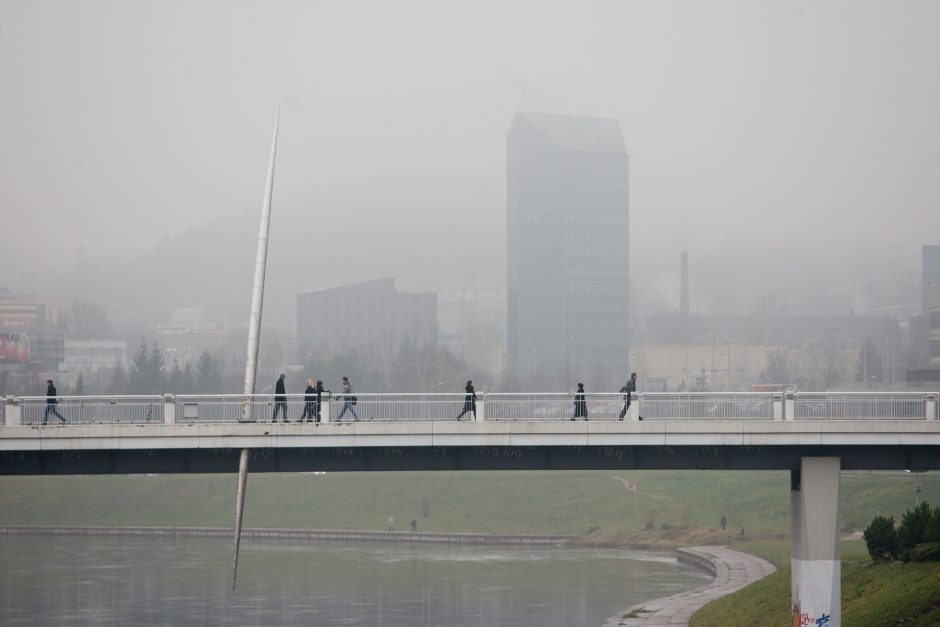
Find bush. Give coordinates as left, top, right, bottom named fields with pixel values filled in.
left=863, top=515, right=898, bottom=561
left=910, top=542, right=940, bottom=562
left=923, top=508, right=940, bottom=544
left=898, top=501, right=933, bottom=561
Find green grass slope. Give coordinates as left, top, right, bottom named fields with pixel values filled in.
left=691, top=539, right=940, bottom=627
left=1, top=471, right=937, bottom=538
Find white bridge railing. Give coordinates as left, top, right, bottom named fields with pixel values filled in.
left=1, top=391, right=937, bottom=426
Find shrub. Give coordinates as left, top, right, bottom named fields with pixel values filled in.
left=863, top=515, right=898, bottom=561
left=910, top=542, right=940, bottom=562
left=898, top=501, right=933, bottom=561
left=923, top=507, right=940, bottom=544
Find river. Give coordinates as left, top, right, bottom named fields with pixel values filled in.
left=0, top=534, right=711, bottom=626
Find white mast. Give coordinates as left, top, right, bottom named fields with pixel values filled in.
left=234, top=111, right=279, bottom=589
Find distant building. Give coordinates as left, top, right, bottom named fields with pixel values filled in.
left=0, top=289, right=61, bottom=369
left=64, top=340, right=128, bottom=373
left=923, top=246, right=940, bottom=315
left=297, top=278, right=437, bottom=357
left=507, top=112, right=630, bottom=389
left=636, top=314, right=902, bottom=391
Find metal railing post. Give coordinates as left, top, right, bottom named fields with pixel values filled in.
left=5, top=396, right=20, bottom=426
left=323, top=396, right=332, bottom=423
left=630, top=394, right=640, bottom=421
left=785, top=391, right=795, bottom=421
left=164, top=394, right=176, bottom=425
left=475, top=395, right=485, bottom=422
left=773, top=393, right=783, bottom=420
left=926, top=394, right=937, bottom=421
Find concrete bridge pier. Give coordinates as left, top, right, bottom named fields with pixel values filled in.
left=790, top=456, right=841, bottom=627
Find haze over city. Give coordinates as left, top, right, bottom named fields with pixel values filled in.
left=2, top=0, right=938, bottom=327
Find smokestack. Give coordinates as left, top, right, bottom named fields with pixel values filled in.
left=680, top=252, right=689, bottom=317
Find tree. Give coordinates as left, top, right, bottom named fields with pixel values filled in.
left=863, top=515, right=898, bottom=561
left=106, top=366, right=128, bottom=395
left=758, top=350, right=789, bottom=385
left=147, top=342, right=166, bottom=392
left=129, top=339, right=166, bottom=394
left=167, top=359, right=185, bottom=394
left=922, top=506, right=940, bottom=544
left=898, top=500, right=933, bottom=561
left=196, top=350, right=223, bottom=393
left=63, top=298, right=112, bottom=340
left=129, top=339, right=150, bottom=394
left=73, top=373, right=86, bottom=396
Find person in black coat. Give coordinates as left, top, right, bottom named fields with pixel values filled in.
left=272, top=374, right=287, bottom=422
left=301, top=378, right=316, bottom=422
left=572, top=382, right=588, bottom=421
left=619, top=372, right=637, bottom=420
left=314, top=380, right=327, bottom=423
left=43, top=379, right=66, bottom=424
left=456, top=380, right=476, bottom=420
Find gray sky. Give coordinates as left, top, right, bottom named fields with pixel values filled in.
left=1, top=0, right=939, bottom=321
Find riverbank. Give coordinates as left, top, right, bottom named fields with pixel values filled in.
left=603, top=546, right=776, bottom=626
left=0, top=524, right=572, bottom=546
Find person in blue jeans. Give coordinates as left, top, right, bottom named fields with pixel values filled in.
left=336, top=376, right=359, bottom=421
left=44, top=379, right=66, bottom=424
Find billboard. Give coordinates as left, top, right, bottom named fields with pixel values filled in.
left=0, top=333, right=30, bottom=363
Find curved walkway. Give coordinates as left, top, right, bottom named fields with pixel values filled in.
left=603, top=545, right=776, bottom=626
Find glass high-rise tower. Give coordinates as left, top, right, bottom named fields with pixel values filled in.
left=507, top=112, right=629, bottom=390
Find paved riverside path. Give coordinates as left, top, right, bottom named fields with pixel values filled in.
left=603, top=545, right=776, bottom=626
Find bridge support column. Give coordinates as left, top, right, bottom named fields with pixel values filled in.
left=163, top=394, right=176, bottom=425
left=4, top=396, right=20, bottom=426
left=791, top=457, right=841, bottom=627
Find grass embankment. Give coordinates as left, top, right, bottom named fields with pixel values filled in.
left=690, top=539, right=940, bottom=627
left=1, top=471, right=938, bottom=541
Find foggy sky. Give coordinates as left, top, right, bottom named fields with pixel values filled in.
left=1, top=0, right=939, bottom=323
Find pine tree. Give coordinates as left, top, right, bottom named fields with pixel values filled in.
left=167, top=359, right=184, bottom=394
left=196, top=350, right=223, bottom=393
left=73, top=372, right=86, bottom=396
left=129, top=339, right=150, bottom=394
left=147, top=342, right=166, bottom=393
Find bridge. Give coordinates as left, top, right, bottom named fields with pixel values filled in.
left=3, top=389, right=939, bottom=626
left=1, top=390, right=938, bottom=474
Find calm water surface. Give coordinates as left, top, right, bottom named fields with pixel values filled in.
left=0, top=535, right=711, bottom=626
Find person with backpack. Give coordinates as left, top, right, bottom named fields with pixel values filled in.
left=301, top=378, right=316, bottom=422
left=43, top=379, right=66, bottom=424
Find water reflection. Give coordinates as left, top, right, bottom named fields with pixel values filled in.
left=0, top=535, right=711, bottom=626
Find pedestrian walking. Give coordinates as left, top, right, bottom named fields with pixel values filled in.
left=43, top=379, right=65, bottom=424
left=572, top=382, right=588, bottom=420
left=387, top=516, right=395, bottom=531
left=720, top=514, right=727, bottom=531
left=272, top=374, right=288, bottom=422
left=455, top=380, right=476, bottom=421
left=411, top=518, right=418, bottom=533
left=336, top=376, right=359, bottom=421
left=315, top=379, right=327, bottom=423
left=301, top=378, right=316, bottom=422
left=619, top=372, right=638, bottom=420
